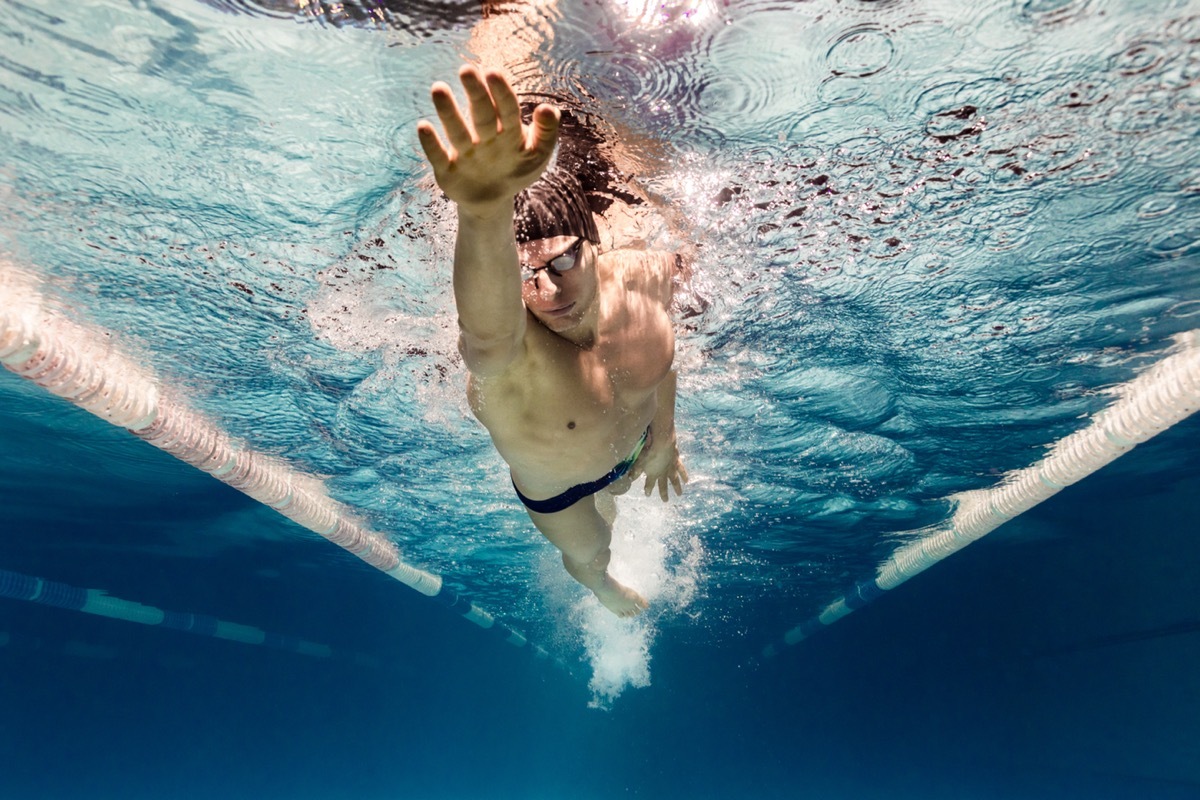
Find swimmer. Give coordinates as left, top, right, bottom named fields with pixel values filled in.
left=417, top=66, right=688, bottom=617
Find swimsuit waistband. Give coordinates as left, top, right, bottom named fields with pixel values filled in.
left=512, top=426, right=650, bottom=515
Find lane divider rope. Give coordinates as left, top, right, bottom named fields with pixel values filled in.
left=760, top=329, right=1200, bottom=659
left=0, top=265, right=568, bottom=672
left=0, top=566, right=376, bottom=662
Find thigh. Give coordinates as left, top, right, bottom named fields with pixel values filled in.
left=525, top=494, right=612, bottom=565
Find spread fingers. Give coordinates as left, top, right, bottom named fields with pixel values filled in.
left=416, top=121, right=450, bottom=172
left=526, top=103, right=560, bottom=158
left=459, top=66, right=499, bottom=141
left=485, top=70, right=523, bottom=137
left=430, top=81, right=474, bottom=152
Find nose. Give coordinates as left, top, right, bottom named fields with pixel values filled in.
left=532, top=272, right=562, bottom=297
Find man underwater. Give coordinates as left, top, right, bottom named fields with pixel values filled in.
left=417, top=66, right=687, bottom=617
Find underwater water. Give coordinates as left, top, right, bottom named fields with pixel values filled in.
left=1, top=0, right=1199, bottom=797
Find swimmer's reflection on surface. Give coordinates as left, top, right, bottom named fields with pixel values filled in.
left=417, top=66, right=688, bottom=617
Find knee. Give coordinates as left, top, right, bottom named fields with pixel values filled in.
left=562, top=543, right=610, bottom=572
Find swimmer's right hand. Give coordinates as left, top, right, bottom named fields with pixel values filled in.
left=417, top=65, right=560, bottom=218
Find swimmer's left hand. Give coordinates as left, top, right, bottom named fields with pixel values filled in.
left=638, top=428, right=688, bottom=502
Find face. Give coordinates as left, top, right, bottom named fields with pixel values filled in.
left=518, top=235, right=598, bottom=331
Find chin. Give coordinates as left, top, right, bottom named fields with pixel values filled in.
left=533, top=303, right=580, bottom=328
left=541, top=313, right=579, bottom=331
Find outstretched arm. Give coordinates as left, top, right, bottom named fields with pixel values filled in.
left=417, top=66, right=560, bottom=375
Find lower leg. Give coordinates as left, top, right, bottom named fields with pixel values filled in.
left=527, top=498, right=647, bottom=617
left=561, top=545, right=613, bottom=595
left=562, top=549, right=648, bottom=618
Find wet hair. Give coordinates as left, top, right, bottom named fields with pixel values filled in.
left=512, top=101, right=645, bottom=246
left=514, top=170, right=600, bottom=245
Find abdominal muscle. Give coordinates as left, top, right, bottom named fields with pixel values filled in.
left=467, top=327, right=659, bottom=499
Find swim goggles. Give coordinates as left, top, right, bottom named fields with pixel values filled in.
left=520, top=238, right=582, bottom=282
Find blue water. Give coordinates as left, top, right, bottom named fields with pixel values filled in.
left=2, top=0, right=1199, bottom=797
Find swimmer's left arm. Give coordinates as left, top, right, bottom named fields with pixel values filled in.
left=642, top=369, right=688, bottom=502
left=628, top=252, right=687, bottom=500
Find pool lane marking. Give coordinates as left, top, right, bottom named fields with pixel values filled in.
left=0, top=266, right=570, bottom=675
left=761, top=329, right=1200, bottom=660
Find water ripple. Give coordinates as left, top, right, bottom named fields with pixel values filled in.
left=1149, top=228, right=1200, bottom=259
left=1136, top=194, right=1178, bottom=220
left=1019, top=0, right=1098, bottom=27
left=208, top=0, right=479, bottom=40
left=694, top=7, right=824, bottom=139
left=1108, top=38, right=1169, bottom=76
left=815, top=75, right=868, bottom=107
left=826, top=25, right=895, bottom=78
left=1103, top=90, right=1169, bottom=135
left=1043, top=76, right=1113, bottom=109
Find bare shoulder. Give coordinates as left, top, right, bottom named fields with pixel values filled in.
left=599, top=248, right=678, bottom=307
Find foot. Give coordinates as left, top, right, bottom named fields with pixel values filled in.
left=593, top=574, right=648, bottom=618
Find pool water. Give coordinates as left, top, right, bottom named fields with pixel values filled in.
left=1, top=1, right=1198, bottom=797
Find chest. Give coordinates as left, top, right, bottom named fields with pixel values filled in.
left=561, top=293, right=672, bottom=379
left=468, top=303, right=673, bottom=433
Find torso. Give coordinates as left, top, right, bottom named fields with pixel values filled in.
left=466, top=249, right=675, bottom=497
